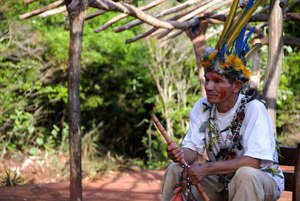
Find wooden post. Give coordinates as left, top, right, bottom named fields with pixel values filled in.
left=185, top=20, right=208, bottom=97
left=263, top=0, right=283, bottom=129
left=250, top=37, right=262, bottom=89
left=65, top=0, right=87, bottom=200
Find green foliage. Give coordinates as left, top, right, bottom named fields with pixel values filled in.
left=283, top=1, right=300, bottom=48
left=0, top=169, right=25, bottom=187
left=0, top=2, right=155, bottom=163
left=276, top=50, right=300, bottom=140
left=141, top=38, right=200, bottom=168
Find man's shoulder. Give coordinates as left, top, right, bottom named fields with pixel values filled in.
left=244, top=97, right=269, bottom=118
left=192, top=97, right=210, bottom=110
left=242, top=89, right=266, bottom=108
left=190, top=97, right=210, bottom=118
left=246, top=97, right=266, bottom=109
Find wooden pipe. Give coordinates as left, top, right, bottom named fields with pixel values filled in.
left=151, top=114, right=210, bottom=201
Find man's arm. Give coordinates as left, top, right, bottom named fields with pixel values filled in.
left=188, top=156, right=260, bottom=183
left=167, top=142, right=201, bottom=165
left=183, top=147, right=202, bottom=165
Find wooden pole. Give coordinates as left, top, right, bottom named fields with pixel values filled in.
left=263, top=0, right=283, bottom=130
left=185, top=20, right=208, bottom=98
left=65, top=0, right=88, bottom=200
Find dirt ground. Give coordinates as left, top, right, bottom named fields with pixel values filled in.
left=0, top=169, right=292, bottom=201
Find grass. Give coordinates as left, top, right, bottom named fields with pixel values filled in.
left=0, top=168, right=25, bottom=187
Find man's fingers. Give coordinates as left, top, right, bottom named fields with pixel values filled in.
left=187, top=164, right=204, bottom=184
left=167, top=142, right=184, bottom=162
left=167, top=142, right=178, bottom=150
left=173, top=149, right=184, bottom=160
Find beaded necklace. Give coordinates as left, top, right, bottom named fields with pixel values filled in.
left=203, top=95, right=252, bottom=161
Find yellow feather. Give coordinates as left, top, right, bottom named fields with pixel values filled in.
left=227, top=0, right=263, bottom=48
left=220, top=9, right=243, bottom=48
left=215, top=0, right=239, bottom=50
left=225, top=8, right=247, bottom=40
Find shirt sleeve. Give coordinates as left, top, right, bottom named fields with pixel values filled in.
left=182, top=98, right=208, bottom=155
left=241, top=100, right=275, bottom=161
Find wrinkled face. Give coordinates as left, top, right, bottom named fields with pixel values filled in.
left=204, top=71, right=239, bottom=105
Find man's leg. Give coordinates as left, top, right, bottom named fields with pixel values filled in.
left=162, top=163, right=225, bottom=201
left=190, top=175, right=226, bottom=201
left=161, top=163, right=183, bottom=201
left=228, top=166, right=281, bottom=201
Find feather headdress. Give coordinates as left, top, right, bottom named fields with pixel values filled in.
left=201, top=0, right=262, bottom=82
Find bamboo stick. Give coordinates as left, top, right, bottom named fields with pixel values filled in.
left=39, top=6, right=66, bottom=18
left=152, top=0, right=231, bottom=42
left=20, top=0, right=65, bottom=19
left=24, top=0, right=38, bottom=5
left=85, top=10, right=106, bottom=20
left=94, top=0, right=166, bottom=32
left=114, top=0, right=201, bottom=32
left=151, top=114, right=210, bottom=201
left=125, top=27, right=157, bottom=44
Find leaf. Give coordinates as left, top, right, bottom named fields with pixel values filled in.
left=29, top=147, right=39, bottom=155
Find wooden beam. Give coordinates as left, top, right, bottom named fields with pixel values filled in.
left=24, top=0, right=38, bottom=4
left=94, top=0, right=166, bottom=32
left=125, top=27, right=157, bottom=44
left=286, top=12, right=300, bottom=21
left=85, top=10, right=106, bottom=20
left=89, top=0, right=229, bottom=31
left=254, top=36, right=300, bottom=48
left=20, top=0, right=65, bottom=19
left=152, top=0, right=231, bottom=42
left=39, top=6, right=67, bottom=18
left=207, top=12, right=300, bottom=22
left=89, top=0, right=188, bottom=29
left=114, top=0, right=202, bottom=32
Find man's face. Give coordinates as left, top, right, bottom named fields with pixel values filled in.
left=204, top=71, right=238, bottom=105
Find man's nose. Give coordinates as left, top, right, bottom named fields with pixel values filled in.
left=205, top=81, right=214, bottom=90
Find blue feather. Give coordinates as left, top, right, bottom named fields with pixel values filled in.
left=241, top=26, right=255, bottom=55
left=235, top=25, right=247, bottom=57
left=245, top=0, right=254, bottom=12
left=218, top=44, right=227, bottom=61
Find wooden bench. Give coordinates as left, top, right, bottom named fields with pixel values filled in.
left=279, top=142, right=300, bottom=201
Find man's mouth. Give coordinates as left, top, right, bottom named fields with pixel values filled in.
left=206, top=93, right=218, bottom=98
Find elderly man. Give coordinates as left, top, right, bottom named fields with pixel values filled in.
left=161, top=1, right=284, bottom=200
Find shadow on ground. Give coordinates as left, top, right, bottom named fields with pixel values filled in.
left=0, top=169, right=292, bottom=201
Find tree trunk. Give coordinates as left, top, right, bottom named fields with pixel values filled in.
left=65, top=1, right=87, bottom=201
left=263, top=0, right=283, bottom=131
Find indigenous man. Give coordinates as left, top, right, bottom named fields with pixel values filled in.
left=161, top=1, right=284, bottom=201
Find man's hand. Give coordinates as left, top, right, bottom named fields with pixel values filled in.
left=187, top=163, right=207, bottom=184
left=186, top=156, right=261, bottom=184
left=167, top=142, right=184, bottom=163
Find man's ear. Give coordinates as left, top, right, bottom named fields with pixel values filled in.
left=233, top=80, right=244, bottom=93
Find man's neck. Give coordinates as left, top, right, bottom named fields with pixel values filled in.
left=216, top=94, right=239, bottom=113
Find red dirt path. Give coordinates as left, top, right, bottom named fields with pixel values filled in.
left=0, top=169, right=292, bottom=201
